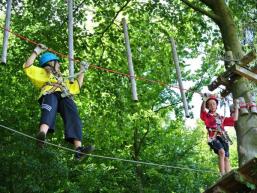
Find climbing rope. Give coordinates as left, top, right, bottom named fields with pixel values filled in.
left=0, top=124, right=218, bottom=174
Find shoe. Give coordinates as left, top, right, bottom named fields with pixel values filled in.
left=74, top=145, right=95, bottom=160
left=36, top=131, right=46, bottom=148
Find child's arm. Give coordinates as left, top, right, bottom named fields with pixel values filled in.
left=24, top=52, right=37, bottom=68
left=77, top=61, right=89, bottom=87
left=24, top=44, right=47, bottom=68
left=200, top=93, right=208, bottom=112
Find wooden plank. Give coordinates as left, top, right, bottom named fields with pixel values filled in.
left=204, top=171, right=251, bottom=193
left=212, top=186, right=227, bottom=193
left=234, top=171, right=256, bottom=190
left=233, top=65, right=257, bottom=82
left=204, top=158, right=257, bottom=193
left=238, top=157, right=257, bottom=185
left=219, top=171, right=251, bottom=193
left=208, top=50, right=256, bottom=92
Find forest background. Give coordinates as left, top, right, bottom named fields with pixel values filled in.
left=0, top=0, right=256, bottom=193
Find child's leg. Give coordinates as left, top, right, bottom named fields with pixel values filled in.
left=39, top=94, right=58, bottom=134
left=73, top=139, right=94, bottom=160
left=74, top=139, right=82, bottom=149
left=222, top=138, right=230, bottom=173
left=36, top=94, right=58, bottom=147
left=218, top=148, right=226, bottom=175
left=39, top=123, right=49, bottom=134
left=58, top=97, right=83, bottom=144
left=224, top=157, right=231, bottom=173
left=36, top=124, right=49, bottom=147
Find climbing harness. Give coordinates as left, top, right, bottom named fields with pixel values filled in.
left=41, top=61, right=89, bottom=98
left=206, top=113, right=233, bottom=145
left=41, top=68, right=71, bottom=98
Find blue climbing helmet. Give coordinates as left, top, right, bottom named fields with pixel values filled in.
left=39, top=52, right=60, bottom=67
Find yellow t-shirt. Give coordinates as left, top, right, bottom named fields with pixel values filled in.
left=23, top=64, right=80, bottom=98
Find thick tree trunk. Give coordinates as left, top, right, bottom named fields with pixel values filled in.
left=209, top=0, right=244, bottom=59
left=232, top=79, right=257, bottom=166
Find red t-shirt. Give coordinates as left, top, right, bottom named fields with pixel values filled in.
left=200, top=110, right=234, bottom=138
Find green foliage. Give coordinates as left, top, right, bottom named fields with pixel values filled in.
left=1, top=0, right=254, bottom=192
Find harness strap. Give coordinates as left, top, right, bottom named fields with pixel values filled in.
left=41, top=83, right=59, bottom=95
left=42, top=82, right=61, bottom=94
left=41, top=70, right=72, bottom=98
left=206, top=113, right=233, bottom=144
left=206, top=127, right=222, bottom=139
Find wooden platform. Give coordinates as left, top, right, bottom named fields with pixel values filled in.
left=208, top=50, right=256, bottom=96
left=204, top=157, right=257, bottom=193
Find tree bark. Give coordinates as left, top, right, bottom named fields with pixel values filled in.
left=209, top=1, right=244, bottom=61
left=133, top=127, right=144, bottom=193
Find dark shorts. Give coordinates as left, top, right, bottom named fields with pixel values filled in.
left=39, top=92, right=82, bottom=143
left=208, top=136, right=229, bottom=157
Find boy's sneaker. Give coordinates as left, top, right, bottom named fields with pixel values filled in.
left=75, top=145, right=95, bottom=160
left=36, top=131, right=46, bottom=148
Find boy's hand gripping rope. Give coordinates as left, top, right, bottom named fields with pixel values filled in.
left=64, top=61, right=90, bottom=80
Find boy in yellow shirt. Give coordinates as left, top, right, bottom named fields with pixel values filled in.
left=24, top=44, right=93, bottom=160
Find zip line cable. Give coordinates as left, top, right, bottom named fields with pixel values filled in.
left=0, top=124, right=218, bottom=174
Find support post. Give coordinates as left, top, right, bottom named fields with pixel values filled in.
left=1, top=0, right=12, bottom=64
left=68, top=0, right=74, bottom=82
left=170, top=37, right=189, bottom=118
left=122, top=18, right=138, bottom=101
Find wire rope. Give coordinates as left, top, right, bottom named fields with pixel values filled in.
left=0, top=124, right=218, bottom=174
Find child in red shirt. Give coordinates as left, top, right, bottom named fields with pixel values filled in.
left=200, top=95, right=239, bottom=176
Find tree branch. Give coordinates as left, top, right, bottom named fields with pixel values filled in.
left=98, top=0, right=132, bottom=39
left=73, top=0, right=89, bottom=14
left=180, top=0, right=220, bottom=22
left=138, top=123, right=150, bottom=151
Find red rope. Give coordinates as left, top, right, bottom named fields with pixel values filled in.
left=1, top=26, right=189, bottom=91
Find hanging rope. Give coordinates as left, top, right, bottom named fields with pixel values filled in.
left=0, top=124, right=218, bottom=174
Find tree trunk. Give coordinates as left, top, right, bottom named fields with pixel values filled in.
left=232, top=79, right=257, bottom=166
left=133, top=126, right=144, bottom=193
